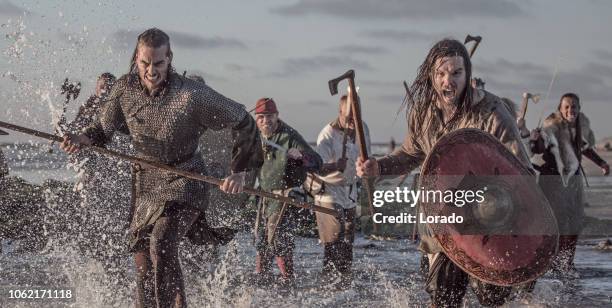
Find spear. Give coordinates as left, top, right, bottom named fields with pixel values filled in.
left=0, top=120, right=339, bottom=217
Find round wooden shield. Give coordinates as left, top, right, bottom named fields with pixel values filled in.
left=419, top=128, right=559, bottom=286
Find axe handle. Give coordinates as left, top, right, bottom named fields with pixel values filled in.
left=468, top=41, right=480, bottom=58
left=347, top=78, right=369, bottom=160
left=346, top=78, right=379, bottom=233
left=519, top=96, right=529, bottom=120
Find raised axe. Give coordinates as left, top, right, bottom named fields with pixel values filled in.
left=464, top=34, right=482, bottom=58
left=0, top=120, right=340, bottom=217
left=328, top=69, right=379, bottom=233
left=58, top=78, right=81, bottom=132
left=49, top=79, right=81, bottom=152
left=519, top=92, right=541, bottom=120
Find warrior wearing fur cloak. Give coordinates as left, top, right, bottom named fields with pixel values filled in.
left=357, top=39, right=533, bottom=307
left=61, top=28, right=263, bottom=307
left=530, top=93, right=610, bottom=276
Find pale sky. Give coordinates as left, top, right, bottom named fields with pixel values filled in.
left=1, top=0, right=611, bottom=143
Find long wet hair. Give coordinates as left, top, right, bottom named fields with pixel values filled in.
left=406, top=38, right=473, bottom=129
left=128, top=28, right=174, bottom=74
left=558, top=92, right=583, bottom=158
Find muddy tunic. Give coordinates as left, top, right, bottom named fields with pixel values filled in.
left=377, top=89, right=532, bottom=254
left=83, top=72, right=262, bottom=244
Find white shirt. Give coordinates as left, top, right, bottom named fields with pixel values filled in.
left=314, top=122, right=371, bottom=209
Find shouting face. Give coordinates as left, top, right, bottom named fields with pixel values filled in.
left=433, top=56, right=466, bottom=107
left=560, top=97, right=579, bottom=123
left=136, top=44, right=171, bottom=94
left=256, top=113, right=279, bottom=137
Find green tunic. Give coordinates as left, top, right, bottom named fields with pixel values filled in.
left=258, top=120, right=322, bottom=216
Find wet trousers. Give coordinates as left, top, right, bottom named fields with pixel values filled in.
left=315, top=203, right=356, bottom=280
left=133, top=202, right=200, bottom=308
left=255, top=205, right=296, bottom=280
left=425, top=253, right=512, bottom=307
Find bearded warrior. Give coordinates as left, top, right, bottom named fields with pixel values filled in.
left=357, top=39, right=536, bottom=307
left=61, top=28, right=263, bottom=307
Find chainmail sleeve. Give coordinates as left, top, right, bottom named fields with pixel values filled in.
left=82, top=76, right=129, bottom=147
left=194, top=84, right=263, bottom=173
left=231, top=115, right=263, bottom=172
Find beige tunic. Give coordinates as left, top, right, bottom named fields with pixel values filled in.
left=377, top=89, right=532, bottom=254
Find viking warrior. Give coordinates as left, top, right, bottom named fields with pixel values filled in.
left=60, top=28, right=263, bottom=307
left=530, top=93, right=610, bottom=276
left=314, top=94, right=370, bottom=288
left=357, top=39, right=533, bottom=307
left=252, top=97, right=322, bottom=284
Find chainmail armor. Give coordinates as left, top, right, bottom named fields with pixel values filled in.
left=83, top=72, right=262, bottom=241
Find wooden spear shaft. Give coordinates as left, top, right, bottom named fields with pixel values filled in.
left=0, top=120, right=339, bottom=217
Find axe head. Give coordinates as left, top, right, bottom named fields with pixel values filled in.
left=328, top=69, right=355, bottom=96
left=61, top=79, right=82, bottom=100
left=464, top=34, right=482, bottom=45
left=0, top=129, right=8, bottom=135
left=523, top=92, right=541, bottom=104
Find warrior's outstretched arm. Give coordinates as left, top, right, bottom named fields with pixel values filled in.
left=377, top=130, right=425, bottom=176
left=377, top=143, right=425, bottom=176
left=196, top=85, right=263, bottom=173
left=583, top=148, right=608, bottom=168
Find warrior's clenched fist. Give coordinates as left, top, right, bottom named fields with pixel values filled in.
left=356, top=157, right=380, bottom=177
left=60, top=133, right=92, bottom=154
left=220, top=171, right=246, bottom=194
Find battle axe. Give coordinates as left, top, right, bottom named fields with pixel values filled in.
left=464, top=35, right=482, bottom=58
left=519, top=92, right=541, bottom=120
left=328, top=69, right=379, bottom=233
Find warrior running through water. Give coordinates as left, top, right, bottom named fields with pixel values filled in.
left=530, top=93, right=610, bottom=278
left=60, top=28, right=263, bottom=307
left=356, top=39, right=533, bottom=307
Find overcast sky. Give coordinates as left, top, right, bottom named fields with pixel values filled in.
left=1, top=0, right=611, bottom=143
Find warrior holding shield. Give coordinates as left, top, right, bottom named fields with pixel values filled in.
left=357, top=39, right=558, bottom=307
